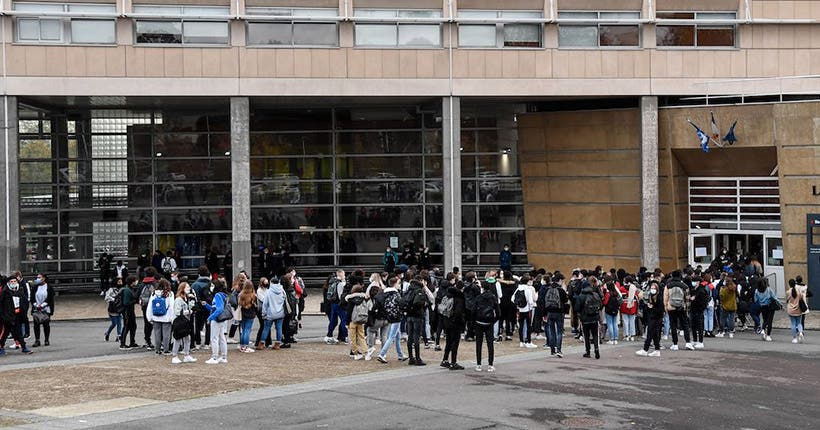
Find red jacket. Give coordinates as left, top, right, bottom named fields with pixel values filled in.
left=619, top=284, right=638, bottom=315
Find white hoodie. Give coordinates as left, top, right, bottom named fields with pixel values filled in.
left=146, top=291, right=174, bottom=323
left=512, top=283, right=536, bottom=313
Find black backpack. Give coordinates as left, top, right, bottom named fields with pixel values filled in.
left=476, top=297, right=496, bottom=323
left=108, top=289, right=124, bottom=314
left=583, top=291, right=602, bottom=319
left=604, top=292, right=621, bottom=316
left=513, top=289, right=528, bottom=308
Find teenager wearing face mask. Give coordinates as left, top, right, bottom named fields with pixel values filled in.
left=119, top=275, right=140, bottom=350
left=171, top=282, right=197, bottom=364
left=30, top=273, right=55, bottom=347
left=0, top=276, right=33, bottom=355
left=146, top=279, right=175, bottom=355
left=636, top=280, right=664, bottom=357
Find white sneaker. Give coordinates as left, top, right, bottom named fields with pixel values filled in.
left=519, top=342, right=525, bottom=348
left=375, top=339, right=382, bottom=345
left=765, top=336, right=773, bottom=342
left=219, top=357, right=228, bottom=363
left=365, top=353, right=372, bottom=361
left=245, top=347, right=255, bottom=353
left=613, top=340, right=618, bottom=345
left=662, top=335, right=668, bottom=341
left=353, top=354, right=364, bottom=361
left=205, top=358, right=219, bottom=364
left=685, top=343, right=695, bottom=351
left=183, top=355, right=197, bottom=363
left=670, top=345, right=679, bottom=351
left=649, top=350, right=661, bottom=357
left=792, top=338, right=798, bottom=344
left=715, top=332, right=724, bottom=338
left=798, top=332, right=804, bottom=343
left=762, top=332, right=767, bottom=340
left=695, top=342, right=704, bottom=349
left=606, top=340, right=613, bottom=345
left=729, top=333, right=734, bottom=339
left=635, top=349, right=648, bottom=356
left=678, top=330, right=684, bottom=336
left=171, top=356, right=182, bottom=364
left=525, top=343, right=537, bottom=349
left=475, top=365, right=483, bottom=372
left=487, top=366, right=495, bottom=372
left=324, top=336, right=334, bottom=345
left=227, top=338, right=238, bottom=344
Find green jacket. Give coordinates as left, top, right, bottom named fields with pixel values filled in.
left=122, top=286, right=137, bottom=307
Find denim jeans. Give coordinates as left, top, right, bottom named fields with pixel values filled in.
left=106, top=315, right=122, bottom=338
left=379, top=322, right=405, bottom=359
left=326, top=303, right=348, bottom=340
left=605, top=313, right=619, bottom=341
left=790, top=315, right=804, bottom=337
left=704, top=306, right=715, bottom=332
left=749, top=301, right=761, bottom=329
left=663, top=313, right=670, bottom=336
left=239, top=318, right=254, bottom=347
left=622, top=314, right=636, bottom=337
left=723, top=311, right=736, bottom=333
left=545, top=312, right=564, bottom=352
left=260, top=318, right=284, bottom=344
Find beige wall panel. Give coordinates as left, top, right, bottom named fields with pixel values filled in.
left=612, top=205, right=641, bottom=230
left=794, top=1, right=813, bottom=20
left=612, top=232, right=641, bottom=256
left=485, top=51, right=503, bottom=78
left=293, top=49, right=312, bottom=78
left=143, top=48, right=165, bottom=77
left=746, top=49, right=764, bottom=77
left=518, top=50, right=536, bottom=78
left=200, top=48, right=221, bottom=77
left=773, top=102, right=820, bottom=146
left=363, top=49, right=382, bottom=78
left=124, top=46, right=145, bottom=77
left=521, top=160, right=547, bottom=178
left=44, top=47, right=67, bottom=77
left=781, top=206, right=819, bottom=235
left=354, top=0, right=443, bottom=9
left=650, top=50, right=668, bottom=77
left=780, top=25, right=796, bottom=48
left=548, top=204, right=614, bottom=229
left=381, top=50, right=400, bottom=78
left=779, top=179, right=820, bottom=205
left=452, top=49, right=469, bottom=78
left=163, top=48, right=184, bottom=77
left=398, top=50, right=417, bottom=78
left=794, top=26, right=811, bottom=49
left=29, top=0, right=114, bottom=3
left=238, top=48, right=256, bottom=78
left=609, top=178, right=641, bottom=203
left=784, top=234, right=806, bottom=264
left=132, top=0, right=230, bottom=5
left=82, top=46, right=109, bottom=76
left=415, top=50, right=436, bottom=78
left=730, top=50, right=747, bottom=77
left=617, top=50, right=635, bottom=78
left=431, top=50, right=449, bottom=78
left=697, top=51, right=715, bottom=78
left=275, top=48, right=295, bottom=77
left=183, top=48, right=204, bottom=77
left=656, top=0, right=739, bottom=12
left=346, top=48, right=365, bottom=77
left=660, top=104, right=775, bottom=149
left=328, top=49, right=348, bottom=78
left=460, top=0, right=545, bottom=10
left=219, top=48, right=238, bottom=77
left=664, top=50, right=684, bottom=78
left=777, top=147, right=820, bottom=175
left=524, top=205, right=552, bottom=227
left=310, top=49, right=331, bottom=78
left=245, top=0, right=338, bottom=7
left=794, top=49, right=812, bottom=76
left=526, top=229, right=555, bottom=249
left=256, top=49, right=276, bottom=77
left=104, top=46, right=126, bottom=77
left=552, top=50, right=569, bottom=78
left=5, top=45, right=26, bottom=76
left=583, top=50, right=601, bottom=78
left=502, top=51, right=519, bottom=78
left=24, top=46, right=46, bottom=77
left=634, top=50, right=650, bottom=78
left=567, top=51, right=585, bottom=77
left=467, top=50, right=486, bottom=78
left=557, top=0, right=642, bottom=11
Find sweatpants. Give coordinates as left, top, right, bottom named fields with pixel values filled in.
left=173, top=335, right=191, bottom=357
left=669, top=308, right=691, bottom=345
left=210, top=320, right=228, bottom=360
left=643, top=316, right=662, bottom=352
left=442, top=323, right=462, bottom=364
left=475, top=322, right=494, bottom=366
left=517, top=311, right=531, bottom=343
left=367, top=319, right=388, bottom=349
left=690, top=309, right=705, bottom=343
left=761, top=305, right=775, bottom=336
left=121, top=307, right=137, bottom=346
left=152, top=322, right=171, bottom=352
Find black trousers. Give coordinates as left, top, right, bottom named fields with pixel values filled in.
left=0, top=319, right=26, bottom=349
left=761, top=305, right=775, bottom=336
left=582, top=322, right=599, bottom=354
left=406, top=316, right=423, bottom=360
left=121, top=307, right=137, bottom=346
left=690, top=309, right=704, bottom=343
left=141, top=305, right=153, bottom=344
left=465, top=309, right=476, bottom=339
left=643, top=316, right=662, bottom=351
left=474, top=323, right=494, bottom=366
left=669, top=308, right=691, bottom=345
left=193, top=309, right=208, bottom=345
left=517, top=311, right=531, bottom=343
left=33, top=320, right=50, bottom=342
left=442, top=324, right=461, bottom=363
left=434, top=313, right=445, bottom=346
left=501, top=303, right=516, bottom=336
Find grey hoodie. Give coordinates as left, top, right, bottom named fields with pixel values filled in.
left=262, top=283, right=285, bottom=320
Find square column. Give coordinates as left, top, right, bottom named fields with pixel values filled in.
left=640, top=96, right=660, bottom=269
left=230, top=97, right=252, bottom=278
left=443, top=97, right=462, bottom=272
left=0, top=96, right=19, bottom=274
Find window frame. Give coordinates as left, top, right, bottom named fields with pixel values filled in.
left=556, top=10, right=642, bottom=49
left=655, top=11, right=738, bottom=49
left=132, top=5, right=231, bottom=47
left=245, top=7, right=340, bottom=48
left=457, top=10, right=543, bottom=49
left=353, top=9, right=443, bottom=48
left=12, top=2, right=117, bottom=45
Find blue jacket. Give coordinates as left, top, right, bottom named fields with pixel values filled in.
left=499, top=250, right=512, bottom=269
left=206, top=292, right=227, bottom=322
left=754, top=288, right=776, bottom=306
left=262, top=283, right=286, bottom=320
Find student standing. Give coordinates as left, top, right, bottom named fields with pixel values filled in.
left=440, top=280, right=466, bottom=370
left=170, top=282, right=196, bottom=364
left=30, top=273, right=55, bottom=347
left=146, top=279, right=174, bottom=355
left=474, top=279, right=501, bottom=372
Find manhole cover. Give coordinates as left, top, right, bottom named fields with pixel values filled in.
left=560, top=416, right=605, bottom=428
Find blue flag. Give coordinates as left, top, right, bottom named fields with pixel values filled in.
left=688, top=120, right=710, bottom=153
left=722, top=120, right=738, bottom=146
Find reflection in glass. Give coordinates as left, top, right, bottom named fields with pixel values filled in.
left=156, top=209, right=231, bottom=232
left=250, top=133, right=332, bottom=156
left=337, top=181, right=422, bottom=204
left=252, top=207, right=333, bottom=229
left=251, top=181, right=333, bottom=205
left=338, top=206, right=422, bottom=229
left=337, top=131, right=422, bottom=154
left=251, top=158, right=333, bottom=180
left=336, top=156, right=422, bottom=179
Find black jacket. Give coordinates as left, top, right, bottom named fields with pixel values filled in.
left=474, top=290, right=500, bottom=324
left=645, top=285, right=665, bottom=319
left=403, top=284, right=429, bottom=318
left=444, top=286, right=466, bottom=330
left=539, top=283, right=568, bottom=313
left=29, top=283, right=56, bottom=316
left=0, top=285, right=29, bottom=323
left=463, top=281, right=480, bottom=311
left=576, top=286, right=602, bottom=324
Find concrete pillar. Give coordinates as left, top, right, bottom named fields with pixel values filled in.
left=640, top=96, right=660, bottom=269
left=0, top=96, right=19, bottom=274
left=442, top=96, right=462, bottom=271
left=230, top=97, right=252, bottom=278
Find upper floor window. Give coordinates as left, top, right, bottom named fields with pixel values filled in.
left=133, top=5, right=230, bottom=45
left=246, top=7, right=338, bottom=47
left=354, top=9, right=442, bottom=47
left=557, top=11, right=641, bottom=48
left=458, top=10, right=542, bottom=48
left=656, top=12, right=736, bottom=48
left=13, top=2, right=117, bottom=45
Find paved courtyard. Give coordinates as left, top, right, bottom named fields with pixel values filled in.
left=0, top=313, right=816, bottom=430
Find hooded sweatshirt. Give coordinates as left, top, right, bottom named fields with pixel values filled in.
left=146, top=290, right=174, bottom=324
left=512, top=283, right=536, bottom=312
left=262, top=282, right=286, bottom=321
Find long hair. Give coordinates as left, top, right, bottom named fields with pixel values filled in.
left=239, top=280, right=256, bottom=308
left=176, top=282, right=189, bottom=299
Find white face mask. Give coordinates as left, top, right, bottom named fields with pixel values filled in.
left=185, top=287, right=191, bottom=294
left=650, top=288, right=657, bottom=295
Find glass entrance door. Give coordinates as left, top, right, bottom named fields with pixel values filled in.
left=690, top=234, right=715, bottom=268
left=764, top=235, right=785, bottom=297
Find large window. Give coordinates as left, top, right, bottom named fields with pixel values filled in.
left=246, top=7, right=338, bottom=47
left=13, top=3, right=116, bottom=44
left=18, top=107, right=232, bottom=274
left=458, top=10, right=542, bottom=48
left=134, top=5, right=230, bottom=45
left=557, top=11, right=641, bottom=48
left=656, top=12, right=736, bottom=48
left=460, top=105, right=527, bottom=266
left=250, top=106, right=444, bottom=268
left=354, top=9, right=442, bottom=47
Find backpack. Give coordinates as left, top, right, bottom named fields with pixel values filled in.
left=604, top=292, right=621, bottom=316
left=476, top=297, right=496, bottom=323
left=514, top=289, right=528, bottom=308
left=139, top=283, right=154, bottom=304
left=583, top=292, right=602, bottom=319
left=108, top=290, right=124, bottom=314
left=151, top=294, right=168, bottom=317
left=437, top=295, right=454, bottom=318
left=668, top=284, right=686, bottom=309
left=544, top=286, right=562, bottom=311
left=383, top=292, right=402, bottom=321
left=326, top=279, right=342, bottom=302
left=351, top=299, right=369, bottom=324
left=162, top=258, right=172, bottom=274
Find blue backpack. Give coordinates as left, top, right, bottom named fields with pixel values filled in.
left=151, top=295, right=168, bottom=317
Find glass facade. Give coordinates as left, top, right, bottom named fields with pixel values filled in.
left=460, top=104, right=527, bottom=266
left=18, top=106, right=232, bottom=273
left=249, top=105, right=445, bottom=268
